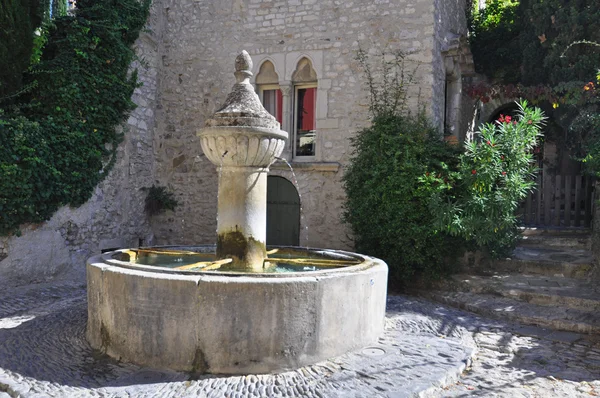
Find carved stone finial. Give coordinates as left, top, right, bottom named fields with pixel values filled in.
left=234, top=50, right=253, bottom=84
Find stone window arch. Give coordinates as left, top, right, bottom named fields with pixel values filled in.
left=292, top=57, right=318, bottom=158
left=256, top=60, right=283, bottom=125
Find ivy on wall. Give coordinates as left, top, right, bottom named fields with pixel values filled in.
left=0, top=0, right=151, bottom=235
left=0, top=0, right=44, bottom=99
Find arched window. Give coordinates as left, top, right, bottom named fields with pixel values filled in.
left=256, top=61, right=282, bottom=125
left=292, top=58, right=318, bottom=158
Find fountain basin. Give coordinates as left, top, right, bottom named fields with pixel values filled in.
left=86, top=245, right=388, bottom=374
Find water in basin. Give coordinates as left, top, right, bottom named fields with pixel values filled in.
left=112, top=247, right=362, bottom=273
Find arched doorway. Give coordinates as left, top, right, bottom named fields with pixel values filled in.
left=267, top=176, right=300, bottom=246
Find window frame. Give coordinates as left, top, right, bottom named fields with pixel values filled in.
left=292, top=83, right=318, bottom=160
left=258, top=84, right=283, bottom=126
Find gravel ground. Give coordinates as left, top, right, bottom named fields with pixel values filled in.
left=0, top=278, right=598, bottom=397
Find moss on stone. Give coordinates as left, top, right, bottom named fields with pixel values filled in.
left=217, top=230, right=266, bottom=270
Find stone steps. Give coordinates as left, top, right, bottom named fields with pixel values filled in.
left=420, top=228, right=599, bottom=334
left=422, top=290, right=600, bottom=334
left=444, top=273, right=600, bottom=311
left=519, top=232, right=591, bottom=250
left=488, top=246, right=595, bottom=279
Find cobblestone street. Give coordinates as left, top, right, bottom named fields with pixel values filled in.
left=0, top=277, right=598, bottom=397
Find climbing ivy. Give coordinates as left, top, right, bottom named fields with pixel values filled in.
left=0, top=0, right=44, bottom=99
left=0, top=0, right=151, bottom=235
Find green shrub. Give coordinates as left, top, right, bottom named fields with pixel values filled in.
left=0, top=0, right=151, bottom=235
left=468, top=0, right=522, bottom=83
left=344, top=113, right=467, bottom=287
left=343, top=50, right=467, bottom=289
left=427, top=101, right=545, bottom=257
left=143, top=185, right=178, bottom=216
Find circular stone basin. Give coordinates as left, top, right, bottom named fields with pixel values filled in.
left=86, top=245, right=388, bottom=374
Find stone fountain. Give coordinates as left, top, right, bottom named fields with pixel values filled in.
left=86, top=51, right=388, bottom=374
left=199, top=51, right=287, bottom=271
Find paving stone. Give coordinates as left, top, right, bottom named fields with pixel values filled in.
left=0, top=279, right=476, bottom=398
left=1, top=277, right=598, bottom=397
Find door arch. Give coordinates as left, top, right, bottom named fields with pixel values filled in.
left=267, top=176, right=300, bottom=246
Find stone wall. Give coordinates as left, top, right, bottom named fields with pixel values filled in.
left=151, top=0, right=468, bottom=250
left=0, top=0, right=473, bottom=282
left=432, top=0, right=471, bottom=136
left=0, top=4, right=163, bottom=286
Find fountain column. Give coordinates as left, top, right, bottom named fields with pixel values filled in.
left=198, top=51, right=288, bottom=271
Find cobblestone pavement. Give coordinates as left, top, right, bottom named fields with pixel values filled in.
left=0, top=278, right=598, bottom=397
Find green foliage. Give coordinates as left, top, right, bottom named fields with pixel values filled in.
left=52, top=0, right=66, bottom=17
left=0, top=0, right=151, bottom=235
left=343, top=51, right=467, bottom=289
left=468, top=0, right=522, bottom=82
left=344, top=114, right=466, bottom=287
left=468, top=0, right=600, bottom=86
left=468, top=1, right=599, bottom=176
left=519, top=0, right=600, bottom=86
left=427, top=101, right=545, bottom=257
left=572, top=75, right=600, bottom=175
left=0, top=0, right=44, bottom=99
left=143, top=185, right=178, bottom=216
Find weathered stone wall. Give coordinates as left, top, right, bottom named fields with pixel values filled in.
left=151, top=0, right=464, bottom=250
left=0, top=0, right=472, bottom=279
left=0, top=5, right=163, bottom=286
left=433, top=0, right=470, bottom=135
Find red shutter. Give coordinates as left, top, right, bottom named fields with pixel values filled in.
left=301, top=87, right=316, bottom=130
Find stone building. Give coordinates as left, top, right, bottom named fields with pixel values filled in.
left=0, top=0, right=474, bottom=283
left=150, top=0, right=474, bottom=250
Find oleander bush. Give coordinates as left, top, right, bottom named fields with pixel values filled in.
left=425, top=101, right=545, bottom=258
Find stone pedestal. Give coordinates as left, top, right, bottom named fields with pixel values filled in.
left=216, top=166, right=268, bottom=268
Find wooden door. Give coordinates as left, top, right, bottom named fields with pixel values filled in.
left=267, top=176, right=300, bottom=246
left=521, top=174, right=595, bottom=228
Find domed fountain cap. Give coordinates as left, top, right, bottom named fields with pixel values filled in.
left=198, top=50, right=288, bottom=167
left=204, top=51, right=283, bottom=130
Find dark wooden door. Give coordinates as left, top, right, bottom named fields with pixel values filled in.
left=267, top=176, right=300, bottom=246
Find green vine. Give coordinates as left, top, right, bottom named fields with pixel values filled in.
left=0, top=0, right=151, bottom=235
